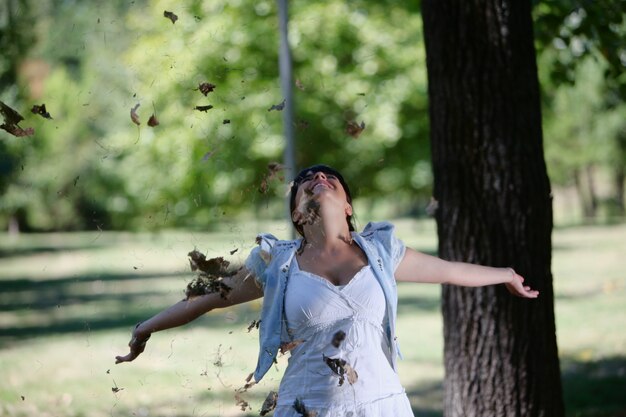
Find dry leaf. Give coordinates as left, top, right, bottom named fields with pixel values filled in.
left=0, top=100, right=34, bottom=137
left=268, top=99, right=285, bottom=112
left=198, top=82, right=216, bottom=96
left=201, top=149, right=217, bottom=162
left=280, top=339, right=305, bottom=354
left=346, top=120, right=365, bottom=138
left=147, top=114, right=159, bottom=127
left=195, top=105, right=213, bottom=112
left=234, top=392, right=250, bottom=411
left=322, top=355, right=358, bottom=386
left=425, top=197, right=439, bottom=216
left=260, top=391, right=278, bottom=416
left=163, top=10, right=178, bottom=24
left=31, top=104, right=52, bottom=119
left=130, top=103, right=140, bottom=125
left=293, top=398, right=317, bottom=417
left=185, top=251, right=236, bottom=300
left=247, top=319, right=261, bottom=332
left=331, top=330, right=346, bottom=348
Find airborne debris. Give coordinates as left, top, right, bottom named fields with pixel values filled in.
left=293, top=398, right=318, bottom=417
left=0, top=100, right=34, bottom=137
left=195, top=105, right=214, bottom=112
left=130, top=103, right=141, bottom=126
left=268, top=99, right=286, bottom=112
left=331, top=330, right=346, bottom=348
left=111, top=380, right=124, bottom=393
left=185, top=251, right=237, bottom=300
left=280, top=339, right=305, bottom=354
left=147, top=114, right=159, bottom=127
left=197, top=82, right=216, bottom=96
left=247, top=319, right=261, bottom=332
left=259, top=162, right=285, bottom=194
left=163, top=10, right=178, bottom=24
left=31, top=104, right=52, bottom=119
left=322, top=354, right=358, bottom=386
left=294, top=188, right=321, bottom=227
left=260, top=391, right=278, bottom=416
left=346, top=120, right=365, bottom=138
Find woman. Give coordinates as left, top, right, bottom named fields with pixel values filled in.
left=116, top=165, right=538, bottom=417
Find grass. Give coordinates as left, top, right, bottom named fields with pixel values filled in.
left=0, top=219, right=625, bottom=417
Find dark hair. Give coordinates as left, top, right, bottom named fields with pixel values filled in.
left=289, top=165, right=356, bottom=237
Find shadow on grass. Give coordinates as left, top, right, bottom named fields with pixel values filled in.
left=562, top=355, right=626, bottom=417
left=397, top=295, right=441, bottom=313
left=0, top=242, right=107, bottom=258
left=0, top=269, right=262, bottom=347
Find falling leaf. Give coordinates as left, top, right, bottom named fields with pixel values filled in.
left=185, top=251, right=236, bottom=299
left=31, top=104, right=52, bottom=119
left=198, top=82, right=216, bottom=96
left=130, top=103, right=140, bottom=125
left=425, top=197, right=439, bottom=216
left=322, top=355, right=358, bottom=386
left=345, top=120, right=365, bottom=138
left=234, top=392, right=250, bottom=411
left=0, top=100, right=34, bottom=137
left=111, top=380, right=124, bottom=393
left=331, top=330, right=346, bottom=348
left=268, top=99, right=285, bottom=112
left=260, top=391, right=278, bottom=416
left=293, top=398, right=317, bottom=417
left=280, top=339, right=305, bottom=354
left=296, top=119, right=309, bottom=131
left=195, top=105, right=213, bottom=112
left=247, top=319, right=261, bottom=332
left=295, top=79, right=305, bottom=91
left=163, top=10, right=178, bottom=24
left=147, top=114, right=159, bottom=127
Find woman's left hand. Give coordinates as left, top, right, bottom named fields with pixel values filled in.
left=505, top=269, right=539, bottom=298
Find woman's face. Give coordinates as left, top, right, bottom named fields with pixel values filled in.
left=292, top=170, right=350, bottom=215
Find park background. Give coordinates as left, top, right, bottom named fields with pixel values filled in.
left=0, top=0, right=625, bottom=416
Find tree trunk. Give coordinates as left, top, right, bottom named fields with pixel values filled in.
left=421, top=1, right=564, bottom=416
left=585, top=164, right=598, bottom=218
left=614, top=132, right=626, bottom=216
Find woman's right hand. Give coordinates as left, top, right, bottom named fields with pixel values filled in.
left=115, top=323, right=151, bottom=364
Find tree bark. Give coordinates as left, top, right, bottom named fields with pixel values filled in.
left=421, top=1, right=564, bottom=416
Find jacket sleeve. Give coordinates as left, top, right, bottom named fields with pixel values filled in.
left=244, top=233, right=278, bottom=288
left=362, top=221, right=406, bottom=271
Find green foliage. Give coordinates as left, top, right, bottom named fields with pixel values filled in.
left=0, top=0, right=431, bottom=231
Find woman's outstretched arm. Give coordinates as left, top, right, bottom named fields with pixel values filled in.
left=115, top=266, right=263, bottom=364
left=395, top=248, right=539, bottom=298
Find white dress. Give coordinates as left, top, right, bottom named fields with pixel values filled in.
left=273, top=260, right=415, bottom=417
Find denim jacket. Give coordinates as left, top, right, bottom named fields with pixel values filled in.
left=244, top=221, right=406, bottom=382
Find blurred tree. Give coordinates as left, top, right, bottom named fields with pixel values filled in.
left=0, top=0, right=432, bottom=231
left=0, top=0, right=36, bottom=232
left=534, top=0, right=626, bottom=217
left=422, top=0, right=563, bottom=416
